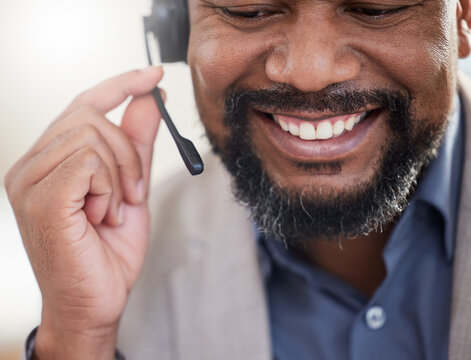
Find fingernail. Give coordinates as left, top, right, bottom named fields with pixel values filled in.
left=137, top=180, right=146, bottom=202
left=118, top=203, right=125, bottom=224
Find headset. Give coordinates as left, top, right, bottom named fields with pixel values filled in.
left=144, top=0, right=189, bottom=64
left=143, top=0, right=203, bottom=175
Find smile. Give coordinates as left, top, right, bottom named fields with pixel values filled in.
left=268, top=111, right=373, bottom=141
left=254, top=107, right=385, bottom=161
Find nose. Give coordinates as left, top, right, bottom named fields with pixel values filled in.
left=265, top=18, right=361, bottom=92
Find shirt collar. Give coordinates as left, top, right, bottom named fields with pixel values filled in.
left=413, top=95, right=464, bottom=261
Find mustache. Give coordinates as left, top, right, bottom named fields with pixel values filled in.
left=225, top=83, right=411, bottom=121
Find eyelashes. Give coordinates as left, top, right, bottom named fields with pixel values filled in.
left=345, top=6, right=410, bottom=20
left=217, top=5, right=283, bottom=24
left=217, top=4, right=410, bottom=26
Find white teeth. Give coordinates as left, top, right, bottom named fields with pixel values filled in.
left=333, top=120, right=345, bottom=136
left=316, top=122, right=333, bottom=140
left=272, top=111, right=368, bottom=141
left=279, top=119, right=289, bottom=131
left=299, top=123, right=316, bottom=140
left=288, top=123, right=299, bottom=136
left=345, top=116, right=355, bottom=131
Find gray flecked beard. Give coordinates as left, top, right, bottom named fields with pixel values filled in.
left=206, top=85, right=447, bottom=246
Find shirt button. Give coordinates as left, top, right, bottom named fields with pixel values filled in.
left=365, top=306, right=386, bottom=330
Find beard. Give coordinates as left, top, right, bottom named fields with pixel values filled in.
left=206, top=83, right=447, bottom=246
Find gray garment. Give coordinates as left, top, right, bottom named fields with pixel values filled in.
left=259, top=98, right=463, bottom=360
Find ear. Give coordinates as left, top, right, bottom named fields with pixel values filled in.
left=458, top=0, right=471, bottom=58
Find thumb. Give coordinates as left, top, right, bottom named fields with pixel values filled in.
left=120, top=90, right=163, bottom=192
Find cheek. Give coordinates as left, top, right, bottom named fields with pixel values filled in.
left=188, top=38, right=233, bottom=147
left=189, top=39, right=230, bottom=101
left=188, top=26, right=277, bottom=94
left=188, top=26, right=275, bottom=145
left=359, top=17, right=457, bottom=130
left=188, top=37, right=230, bottom=146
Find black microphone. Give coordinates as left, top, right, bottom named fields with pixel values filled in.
left=143, top=17, right=204, bottom=176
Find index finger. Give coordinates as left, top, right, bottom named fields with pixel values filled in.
left=64, top=66, right=163, bottom=117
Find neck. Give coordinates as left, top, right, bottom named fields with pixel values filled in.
left=293, top=224, right=394, bottom=298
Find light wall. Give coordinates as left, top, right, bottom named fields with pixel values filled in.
left=1, top=0, right=471, bottom=358
left=0, top=0, right=208, bottom=357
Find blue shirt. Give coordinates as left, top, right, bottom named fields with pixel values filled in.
left=258, top=99, right=463, bottom=360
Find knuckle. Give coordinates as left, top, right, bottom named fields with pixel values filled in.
left=66, top=103, right=99, bottom=123
left=78, top=125, right=116, bottom=165
left=57, top=105, right=100, bottom=130
left=73, top=105, right=100, bottom=121
left=78, top=147, right=102, bottom=169
left=76, top=123, right=101, bottom=143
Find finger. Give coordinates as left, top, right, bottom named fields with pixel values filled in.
left=30, top=107, right=143, bottom=206
left=120, top=92, right=162, bottom=196
left=34, top=147, right=113, bottom=232
left=64, top=66, right=163, bottom=117
left=16, top=124, right=123, bottom=226
left=7, top=67, right=162, bottom=201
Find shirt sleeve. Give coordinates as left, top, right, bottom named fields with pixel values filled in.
left=23, top=326, right=126, bottom=360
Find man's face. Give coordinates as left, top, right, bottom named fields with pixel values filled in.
left=187, top=0, right=462, bottom=242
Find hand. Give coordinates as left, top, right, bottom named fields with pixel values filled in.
left=5, top=67, right=163, bottom=360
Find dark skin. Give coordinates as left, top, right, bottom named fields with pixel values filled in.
left=188, top=0, right=471, bottom=296
left=295, top=227, right=392, bottom=296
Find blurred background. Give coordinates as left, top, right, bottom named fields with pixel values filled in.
left=0, top=0, right=208, bottom=358
left=1, top=0, right=471, bottom=359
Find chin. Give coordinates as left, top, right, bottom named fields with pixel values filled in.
left=205, top=85, right=448, bottom=244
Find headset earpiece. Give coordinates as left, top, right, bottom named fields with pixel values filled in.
left=144, top=0, right=190, bottom=63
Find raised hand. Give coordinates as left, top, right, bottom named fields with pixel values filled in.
left=5, top=67, right=163, bottom=360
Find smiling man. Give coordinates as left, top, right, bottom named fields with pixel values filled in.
left=6, top=0, right=471, bottom=359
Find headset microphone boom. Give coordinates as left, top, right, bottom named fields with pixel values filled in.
left=143, top=0, right=203, bottom=176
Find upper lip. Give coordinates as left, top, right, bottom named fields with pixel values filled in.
left=255, top=106, right=382, bottom=123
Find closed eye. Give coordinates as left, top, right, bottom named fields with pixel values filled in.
left=223, top=8, right=267, bottom=19
left=217, top=5, right=283, bottom=25
left=346, top=6, right=409, bottom=21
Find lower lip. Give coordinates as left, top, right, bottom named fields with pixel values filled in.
left=253, top=110, right=384, bottom=161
